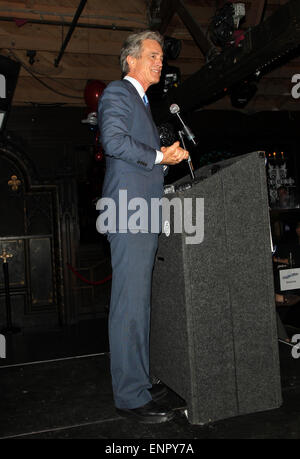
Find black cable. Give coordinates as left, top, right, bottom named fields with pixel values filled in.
left=7, top=50, right=83, bottom=93
left=8, top=49, right=83, bottom=100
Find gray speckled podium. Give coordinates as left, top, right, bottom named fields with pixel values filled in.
left=150, top=151, right=282, bottom=425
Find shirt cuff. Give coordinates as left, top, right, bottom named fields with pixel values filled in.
left=155, top=150, right=164, bottom=164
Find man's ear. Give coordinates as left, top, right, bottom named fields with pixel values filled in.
left=127, top=55, right=135, bottom=71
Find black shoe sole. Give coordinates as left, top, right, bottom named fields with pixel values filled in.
left=116, top=409, right=175, bottom=424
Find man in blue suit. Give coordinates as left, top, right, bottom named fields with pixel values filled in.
left=97, top=30, right=189, bottom=423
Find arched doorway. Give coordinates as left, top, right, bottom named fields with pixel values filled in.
left=0, top=144, right=63, bottom=330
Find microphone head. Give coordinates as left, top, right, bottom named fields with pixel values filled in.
left=170, top=103, right=180, bottom=115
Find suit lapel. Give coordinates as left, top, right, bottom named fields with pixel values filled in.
left=122, top=79, right=154, bottom=122
left=122, top=79, right=161, bottom=152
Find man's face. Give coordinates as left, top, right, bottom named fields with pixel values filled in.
left=127, top=39, right=163, bottom=91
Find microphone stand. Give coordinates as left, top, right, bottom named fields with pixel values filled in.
left=178, top=130, right=195, bottom=181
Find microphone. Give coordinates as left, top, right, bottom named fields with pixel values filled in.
left=157, top=122, right=177, bottom=147
left=169, top=104, right=196, bottom=145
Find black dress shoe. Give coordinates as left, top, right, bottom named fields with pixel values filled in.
left=149, top=383, right=168, bottom=402
left=116, top=400, right=175, bottom=424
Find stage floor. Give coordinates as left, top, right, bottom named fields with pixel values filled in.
left=1, top=318, right=300, bottom=439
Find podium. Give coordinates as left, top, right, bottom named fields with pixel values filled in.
left=150, top=151, right=282, bottom=425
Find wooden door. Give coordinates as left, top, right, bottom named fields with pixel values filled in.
left=0, top=148, right=62, bottom=330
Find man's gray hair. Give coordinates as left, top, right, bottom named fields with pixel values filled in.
left=120, top=30, right=164, bottom=75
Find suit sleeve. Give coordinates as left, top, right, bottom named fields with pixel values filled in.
left=98, top=83, right=157, bottom=171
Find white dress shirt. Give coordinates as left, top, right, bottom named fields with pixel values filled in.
left=124, top=76, right=164, bottom=165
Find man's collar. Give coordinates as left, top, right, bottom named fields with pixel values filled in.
left=123, top=76, right=145, bottom=99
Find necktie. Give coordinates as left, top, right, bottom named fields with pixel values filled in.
left=143, top=94, right=149, bottom=107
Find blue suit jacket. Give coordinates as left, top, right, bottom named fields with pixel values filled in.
left=98, top=79, right=165, bottom=232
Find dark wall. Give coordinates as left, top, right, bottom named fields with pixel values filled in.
left=188, top=110, right=300, bottom=149
left=6, top=106, right=300, bottom=175
left=5, top=105, right=300, bottom=212
left=6, top=106, right=96, bottom=181
left=163, top=109, right=300, bottom=186
left=5, top=106, right=106, bottom=244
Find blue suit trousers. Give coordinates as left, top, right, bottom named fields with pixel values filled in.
left=107, top=231, right=159, bottom=409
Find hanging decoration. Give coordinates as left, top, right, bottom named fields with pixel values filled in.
left=81, top=79, right=106, bottom=161
left=81, top=79, right=106, bottom=129
left=84, top=79, right=106, bottom=111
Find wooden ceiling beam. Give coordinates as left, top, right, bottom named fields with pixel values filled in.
left=157, top=0, right=176, bottom=34
left=150, top=0, right=216, bottom=58
left=0, top=1, right=289, bottom=30
left=174, top=0, right=216, bottom=56
left=155, top=0, right=300, bottom=121
left=0, top=15, right=136, bottom=32
left=0, top=20, right=207, bottom=59
left=3, top=49, right=208, bottom=81
left=12, top=77, right=85, bottom=105
left=54, top=0, right=88, bottom=67
left=0, top=21, right=129, bottom=55
left=0, top=0, right=148, bottom=27
left=244, top=0, right=267, bottom=27
left=3, top=50, right=122, bottom=80
left=151, top=3, right=218, bottom=29
left=9, top=53, right=293, bottom=86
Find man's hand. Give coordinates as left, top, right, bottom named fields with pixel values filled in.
left=161, top=141, right=189, bottom=165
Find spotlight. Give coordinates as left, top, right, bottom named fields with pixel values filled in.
left=162, top=64, right=181, bottom=95
left=209, top=2, right=245, bottom=48
left=163, top=36, right=182, bottom=60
